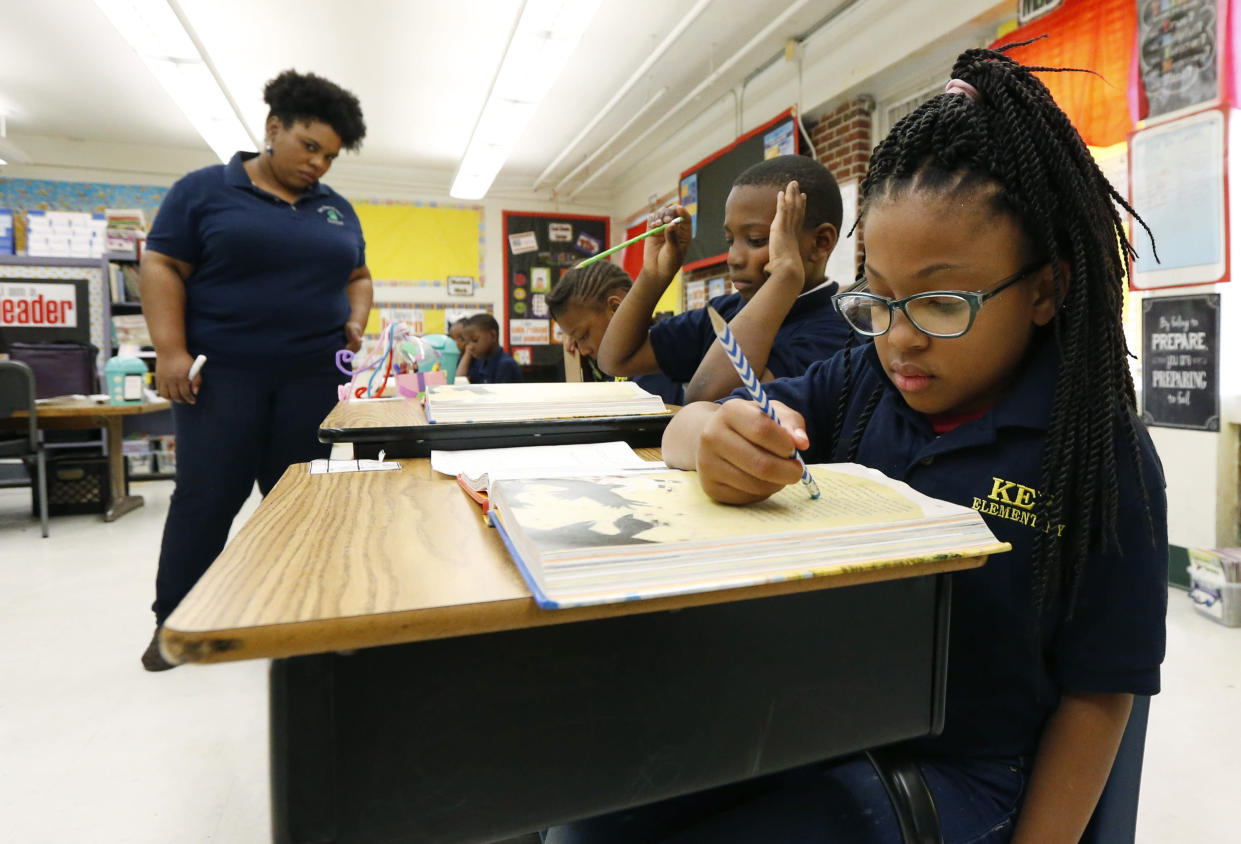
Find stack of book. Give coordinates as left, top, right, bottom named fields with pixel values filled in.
left=487, top=461, right=1009, bottom=609
left=424, top=381, right=668, bottom=424
left=104, top=208, right=147, bottom=258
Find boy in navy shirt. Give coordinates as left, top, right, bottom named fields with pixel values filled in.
left=597, top=155, right=851, bottom=402
left=456, top=313, right=522, bottom=384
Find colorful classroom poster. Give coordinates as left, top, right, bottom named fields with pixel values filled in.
left=509, top=231, right=538, bottom=254
left=509, top=318, right=550, bottom=345
left=1137, top=0, right=1219, bottom=120
left=685, top=280, right=707, bottom=310
left=764, top=121, right=795, bottom=158
left=1130, top=108, right=1227, bottom=288
left=679, top=173, right=699, bottom=237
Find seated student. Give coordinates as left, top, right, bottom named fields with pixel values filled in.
left=596, top=154, right=851, bottom=403
left=547, top=262, right=685, bottom=405
left=551, top=48, right=1168, bottom=843
left=456, top=313, right=522, bottom=384
left=447, top=318, right=468, bottom=356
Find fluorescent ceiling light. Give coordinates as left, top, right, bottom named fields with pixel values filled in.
left=94, top=0, right=254, bottom=162
left=450, top=0, right=600, bottom=200
left=0, top=158, right=7, bottom=166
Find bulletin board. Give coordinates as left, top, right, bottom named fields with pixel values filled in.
left=677, top=108, right=809, bottom=272
left=352, top=201, right=483, bottom=290
left=502, top=210, right=610, bottom=379
left=1129, top=107, right=1229, bottom=289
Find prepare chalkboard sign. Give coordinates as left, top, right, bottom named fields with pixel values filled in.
left=1141, top=293, right=1219, bottom=431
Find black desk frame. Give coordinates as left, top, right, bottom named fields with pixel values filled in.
left=271, top=573, right=952, bottom=844
left=320, top=414, right=673, bottom=459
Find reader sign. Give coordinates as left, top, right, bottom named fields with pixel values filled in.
left=1, top=281, right=78, bottom=327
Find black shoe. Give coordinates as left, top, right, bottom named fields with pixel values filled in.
left=142, top=626, right=176, bottom=672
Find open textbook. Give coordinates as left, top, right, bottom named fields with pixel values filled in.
left=488, top=463, right=1010, bottom=609
left=423, top=381, right=668, bottom=424
left=431, top=441, right=664, bottom=493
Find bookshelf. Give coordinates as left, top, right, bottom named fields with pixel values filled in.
left=104, top=251, right=176, bottom=480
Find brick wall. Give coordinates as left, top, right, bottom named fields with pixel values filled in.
left=809, top=97, right=874, bottom=184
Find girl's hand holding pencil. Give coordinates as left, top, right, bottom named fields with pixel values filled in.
left=696, top=396, right=812, bottom=505
left=643, top=203, right=692, bottom=284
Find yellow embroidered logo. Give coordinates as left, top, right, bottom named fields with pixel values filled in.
left=972, top=477, right=1064, bottom=536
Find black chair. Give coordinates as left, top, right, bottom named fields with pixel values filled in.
left=0, top=360, right=49, bottom=537
left=869, top=695, right=1152, bottom=844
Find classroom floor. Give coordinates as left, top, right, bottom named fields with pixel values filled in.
left=0, top=478, right=1237, bottom=844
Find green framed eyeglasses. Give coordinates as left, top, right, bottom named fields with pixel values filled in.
left=831, top=263, right=1044, bottom=339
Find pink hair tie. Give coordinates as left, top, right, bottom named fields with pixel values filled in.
left=944, top=79, right=981, bottom=103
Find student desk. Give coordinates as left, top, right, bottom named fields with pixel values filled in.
left=318, top=396, right=676, bottom=458
left=1, top=397, right=170, bottom=521
left=162, top=454, right=987, bottom=844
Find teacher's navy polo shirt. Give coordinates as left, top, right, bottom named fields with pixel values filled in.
left=146, top=152, right=366, bottom=364
left=649, top=281, right=850, bottom=383
left=468, top=348, right=523, bottom=384
left=731, top=338, right=1168, bottom=759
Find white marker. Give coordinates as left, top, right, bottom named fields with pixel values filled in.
left=188, top=354, right=207, bottom=381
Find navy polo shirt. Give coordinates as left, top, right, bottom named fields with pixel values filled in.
left=649, top=281, right=850, bottom=383
left=737, top=337, right=1168, bottom=759
left=468, top=347, right=523, bottom=384
left=146, top=152, right=366, bottom=364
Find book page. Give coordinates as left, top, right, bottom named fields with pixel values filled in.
left=494, top=464, right=959, bottom=554
left=427, top=381, right=650, bottom=405
left=431, top=441, right=663, bottom=486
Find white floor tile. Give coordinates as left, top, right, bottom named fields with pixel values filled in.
left=1, top=479, right=1238, bottom=843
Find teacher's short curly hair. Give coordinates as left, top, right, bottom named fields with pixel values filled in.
left=263, top=70, right=366, bottom=150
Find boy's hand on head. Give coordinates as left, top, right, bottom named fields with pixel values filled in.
left=764, top=181, right=807, bottom=288
left=643, top=203, right=692, bottom=284
left=695, top=399, right=809, bottom=505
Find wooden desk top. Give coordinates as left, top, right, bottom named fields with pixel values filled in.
left=9, top=397, right=170, bottom=420
left=321, top=396, right=427, bottom=431
left=162, top=450, right=987, bottom=665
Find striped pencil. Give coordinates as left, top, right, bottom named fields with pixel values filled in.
left=706, top=306, right=820, bottom=499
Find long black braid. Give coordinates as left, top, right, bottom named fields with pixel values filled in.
left=850, top=44, right=1156, bottom=621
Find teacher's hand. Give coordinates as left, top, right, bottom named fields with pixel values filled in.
left=155, top=349, right=200, bottom=405
left=344, top=321, right=364, bottom=353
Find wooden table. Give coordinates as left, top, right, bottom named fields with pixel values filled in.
left=319, top=397, right=676, bottom=458
left=163, top=454, right=987, bottom=844
left=3, top=397, right=170, bottom=521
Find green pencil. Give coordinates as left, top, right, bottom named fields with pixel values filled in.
left=575, top=217, right=684, bottom=268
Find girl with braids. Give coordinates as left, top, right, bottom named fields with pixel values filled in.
left=547, top=261, right=684, bottom=404
left=553, top=46, right=1169, bottom=843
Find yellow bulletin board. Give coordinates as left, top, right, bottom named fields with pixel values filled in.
left=352, top=201, right=483, bottom=287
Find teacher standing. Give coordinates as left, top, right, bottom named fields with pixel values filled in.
left=140, top=70, right=371, bottom=670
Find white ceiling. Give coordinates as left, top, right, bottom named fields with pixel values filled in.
left=0, top=0, right=1001, bottom=199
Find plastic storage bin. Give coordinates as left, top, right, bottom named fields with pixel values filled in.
left=32, top=456, right=110, bottom=516
left=1188, top=563, right=1241, bottom=627
left=104, top=355, right=148, bottom=405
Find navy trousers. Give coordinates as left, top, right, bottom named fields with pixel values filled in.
left=152, top=358, right=341, bottom=624
left=544, top=753, right=1027, bottom=844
